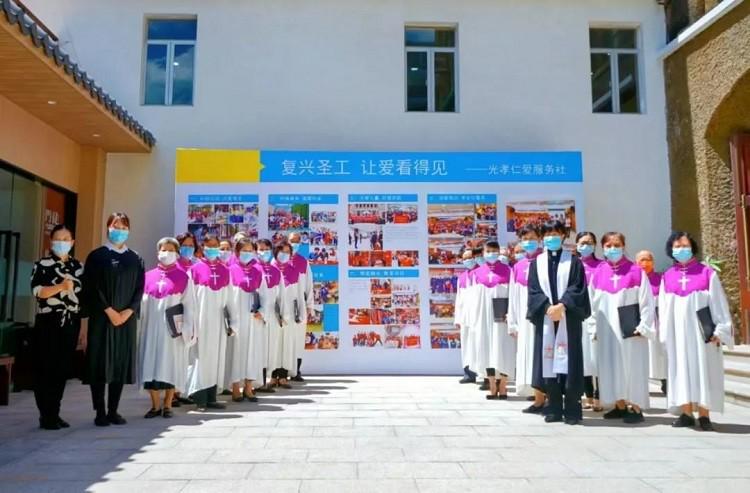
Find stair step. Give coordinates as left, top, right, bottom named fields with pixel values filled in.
left=725, top=379, right=750, bottom=407
left=724, top=344, right=750, bottom=359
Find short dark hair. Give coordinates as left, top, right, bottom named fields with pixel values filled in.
left=274, top=240, right=292, bottom=258
left=517, top=222, right=540, bottom=238
left=485, top=240, right=500, bottom=249
left=472, top=247, right=484, bottom=256
left=575, top=231, right=597, bottom=244
left=601, top=231, right=626, bottom=247
left=176, top=232, right=197, bottom=245
left=202, top=233, right=221, bottom=247
left=106, top=212, right=130, bottom=229
left=50, top=224, right=73, bottom=239
left=256, top=238, right=273, bottom=249
left=234, top=238, right=256, bottom=254
left=665, top=231, right=699, bottom=260
left=541, top=219, right=566, bottom=236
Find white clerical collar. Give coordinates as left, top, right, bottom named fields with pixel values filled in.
left=105, top=242, right=129, bottom=254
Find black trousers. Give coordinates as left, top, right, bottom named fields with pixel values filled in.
left=584, top=376, right=599, bottom=399
left=545, top=374, right=582, bottom=420
left=191, top=385, right=217, bottom=407
left=32, top=314, right=79, bottom=423
left=90, top=382, right=124, bottom=415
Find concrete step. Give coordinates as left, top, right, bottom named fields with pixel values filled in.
left=725, top=379, right=750, bottom=407
left=724, top=346, right=750, bottom=406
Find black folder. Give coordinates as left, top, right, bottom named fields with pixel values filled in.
left=618, top=304, right=641, bottom=339
left=294, top=299, right=301, bottom=323
left=250, top=292, right=261, bottom=313
left=492, top=298, right=509, bottom=322
left=696, top=306, right=716, bottom=343
left=275, top=300, right=283, bottom=325
left=165, top=303, right=184, bottom=338
left=223, top=306, right=233, bottom=336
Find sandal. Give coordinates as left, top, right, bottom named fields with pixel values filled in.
left=144, top=408, right=161, bottom=419
left=162, top=409, right=173, bottom=418
left=232, top=395, right=245, bottom=403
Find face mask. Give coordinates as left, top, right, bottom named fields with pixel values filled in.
left=577, top=244, right=594, bottom=258
left=51, top=241, right=72, bottom=257
left=219, top=250, right=232, bottom=263
left=462, top=258, right=476, bottom=269
left=108, top=228, right=129, bottom=245
left=499, top=255, right=510, bottom=265
left=475, top=256, right=486, bottom=266
left=239, top=251, right=257, bottom=265
left=179, top=246, right=195, bottom=259
left=514, top=253, right=526, bottom=262
left=639, top=260, right=654, bottom=273
left=484, top=252, right=500, bottom=264
left=520, top=240, right=539, bottom=253
left=543, top=236, right=562, bottom=252
left=604, top=247, right=624, bottom=263
left=259, top=250, right=273, bottom=263
left=290, top=242, right=301, bottom=254
left=277, top=252, right=291, bottom=264
left=203, top=247, right=220, bottom=261
left=158, top=251, right=178, bottom=266
left=672, top=247, right=693, bottom=263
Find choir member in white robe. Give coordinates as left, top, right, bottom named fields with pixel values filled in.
left=527, top=220, right=590, bottom=424
left=289, top=232, right=314, bottom=382
left=138, top=237, right=196, bottom=418
left=469, top=247, right=489, bottom=390
left=590, top=232, right=655, bottom=424
left=576, top=231, right=604, bottom=412
left=173, top=232, right=200, bottom=407
left=219, top=238, right=238, bottom=396
left=272, top=241, right=305, bottom=387
left=659, top=232, right=733, bottom=431
left=636, top=250, right=668, bottom=395
left=186, top=234, right=237, bottom=410
left=474, top=241, right=515, bottom=399
left=508, top=223, right=545, bottom=412
left=255, top=239, right=283, bottom=393
left=227, top=238, right=270, bottom=402
left=455, top=248, right=479, bottom=383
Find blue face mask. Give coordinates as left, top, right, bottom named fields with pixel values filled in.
left=51, top=241, right=72, bottom=257
left=462, top=258, right=476, bottom=269
left=484, top=252, right=500, bottom=264
left=672, top=247, right=693, bottom=263
left=499, top=255, right=510, bottom=265
left=577, top=244, right=594, bottom=258
left=239, top=251, right=257, bottom=265
left=290, top=242, right=301, bottom=254
left=543, top=235, right=562, bottom=252
left=604, top=247, right=624, bottom=262
left=514, top=252, right=526, bottom=262
left=520, top=240, right=539, bottom=253
left=259, top=250, right=273, bottom=263
left=179, top=246, right=195, bottom=259
left=219, top=250, right=232, bottom=263
left=277, top=252, right=291, bottom=264
left=203, top=247, right=220, bottom=261
left=108, top=228, right=129, bottom=245
left=475, top=256, right=486, bottom=266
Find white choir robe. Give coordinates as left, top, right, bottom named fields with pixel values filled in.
left=226, top=277, right=272, bottom=385
left=659, top=266, right=733, bottom=414
left=454, top=271, right=477, bottom=373
left=263, top=278, right=283, bottom=374
left=293, top=259, right=314, bottom=365
left=507, top=273, right=534, bottom=396
left=477, top=283, right=516, bottom=379
left=649, top=299, right=668, bottom=380
left=186, top=276, right=238, bottom=395
left=275, top=270, right=305, bottom=374
left=591, top=265, right=655, bottom=409
left=582, top=285, right=598, bottom=378
left=138, top=280, right=197, bottom=393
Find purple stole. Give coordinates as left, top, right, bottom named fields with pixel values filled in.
left=144, top=264, right=188, bottom=298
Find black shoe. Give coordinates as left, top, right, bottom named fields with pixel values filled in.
left=564, top=417, right=581, bottom=425
left=94, top=413, right=110, bottom=427
left=623, top=410, right=645, bottom=424
left=206, top=402, right=226, bottom=410
left=671, top=414, right=696, bottom=428
left=544, top=414, right=563, bottom=423
left=232, top=396, right=245, bottom=403
left=144, top=408, right=161, bottom=419
left=522, top=404, right=544, bottom=415
left=220, top=389, right=232, bottom=396
left=291, top=374, right=305, bottom=382
left=698, top=416, right=714, bottom=431
left=496, top=394, right=508, bottom=401
left=107, top=413, right=127, bottom=425
left=177, top=396, right=195, bottom=405
left=162, top=409, right=173, bottom=419
left=478, top=379, right=489, bottom=391
left=486, top=394, right=499, bottom=400
left=39, top=418, right=61, bottom=430
left=171, top=399, right=182, bottom=408
left=57, top=417, right=70, bottom=428
left=244, top=395, right=259, bottom=403
left=603, top=407, right=628, bottom=419
left=256, top=387, right=275, bottom=394
left=459, top=376, right=477, bottom=384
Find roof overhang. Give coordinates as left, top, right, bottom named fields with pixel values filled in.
left=0, top=0, right=155, bottom=152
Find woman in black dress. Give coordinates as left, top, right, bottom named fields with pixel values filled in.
left=30, top=225, right=83, bottom=430
left=81, top=212, right=145, bottom=426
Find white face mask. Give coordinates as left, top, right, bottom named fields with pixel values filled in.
left=158, top=251, right=178, bottom=266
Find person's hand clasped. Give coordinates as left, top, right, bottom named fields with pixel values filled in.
left=546, top=303, right=565, bottom=322
left=105, top=307, right=123, bottom=327
left=61, top=278, right=75, bottom=293
left=709, top=335, right=721, bottom=347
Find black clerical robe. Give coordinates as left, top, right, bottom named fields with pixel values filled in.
left=82, top=246, right=145, bottom=385
left=527, top=250, right=590, bottom=395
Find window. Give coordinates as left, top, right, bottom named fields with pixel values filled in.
left=589, top=28, right=641, bottom=114
left=405, top=27, right=457, bottom=112
left=143, top=18, right=196, bottom=105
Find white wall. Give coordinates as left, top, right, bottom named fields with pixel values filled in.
left=27, top=0, right=670, bottom=266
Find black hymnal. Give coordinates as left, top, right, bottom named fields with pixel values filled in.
left=165, top=303, right=184, bottom=338
left=275, top=300, right=283, bottom=325
left=223, top=306, right=233, bottom=336
left=618, top=304, right=641, bottom=339
left=696, top=306, right=716, bottom=343
left=250, top=292, right=261, bottom=313
left=492, top=298, right=509, bottom=322
left=294, top=299, right=301, bottom=323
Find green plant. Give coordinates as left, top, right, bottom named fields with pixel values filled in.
left=702, top=255, right=724, bottom=273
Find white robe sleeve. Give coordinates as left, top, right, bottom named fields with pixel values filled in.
left=635, top=270, right=656, bottom=339
left=454, top=284, right=464, bottom=328
left=507, top=275, right=519, bottom=335
left=278, top=276, right=289, bottom=326
left=708, top=271, right=734, bottom=348
left=658, top=278, right=669, bottom=345
left=224, top=284, right=239, bottom=336
left=181, top=279, right=198, bottom=347
left=258, top=276, right=272, bottom=324
left=305, top=264, right=314, bottom=311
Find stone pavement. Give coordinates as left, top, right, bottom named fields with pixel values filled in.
left=1, top=376, right=750, bottom=493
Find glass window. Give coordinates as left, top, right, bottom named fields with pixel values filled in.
left=405, top=26, right=457, bottom=112
left=589, top=28, right=640, bottom=114
left=143, top=18, right=197, bottom=106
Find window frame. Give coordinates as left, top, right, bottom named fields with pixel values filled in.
left=589, top=25, right=644, bottom=115
left=141, top=16, right=197, bottom=106
left=404, top=25, right=459, bottom=113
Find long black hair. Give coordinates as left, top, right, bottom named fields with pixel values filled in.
left=665, top=231, right=699, bottom=261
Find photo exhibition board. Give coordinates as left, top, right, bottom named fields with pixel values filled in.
left=174, top=149, right=584, bottom=375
